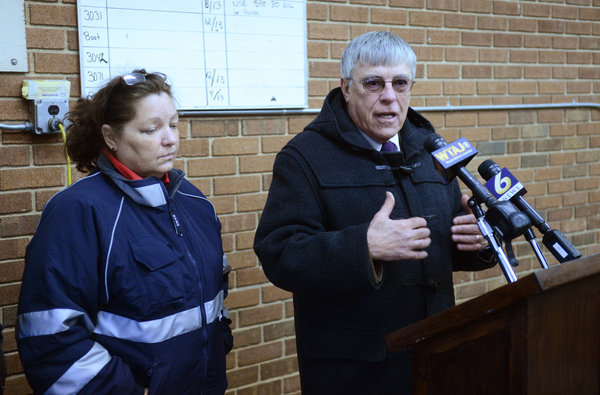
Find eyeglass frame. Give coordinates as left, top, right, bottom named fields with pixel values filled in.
left=101, top=71, right=169, bottom=125
left=120, top=71, right=167, bottom=86
left=349, top=77, right=415, bottom=94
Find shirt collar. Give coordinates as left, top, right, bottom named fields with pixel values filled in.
left=358, top=131, right=400, bottom=152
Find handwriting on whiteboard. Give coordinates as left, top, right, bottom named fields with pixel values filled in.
left=77, top=0, right=307, bottom=110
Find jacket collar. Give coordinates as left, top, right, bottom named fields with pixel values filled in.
left=308, top=87, right=436, bottom=161
left=96, top=153, right=185, bottom=208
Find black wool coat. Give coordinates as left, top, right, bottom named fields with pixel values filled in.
left=254, top=88, right=495, bottom=392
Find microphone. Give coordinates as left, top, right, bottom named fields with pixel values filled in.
left=478, top=159, right=548, bottom=232
left=424, top=134, right=496, bottom=207
left=478, top=159, right=581, bottom=263
left=425, top=134, right=531, bottom=241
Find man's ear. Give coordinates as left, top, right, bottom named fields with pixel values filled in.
left=101, top=124, right=118, bottom=151
left=340, top=78, right=351, bottom=103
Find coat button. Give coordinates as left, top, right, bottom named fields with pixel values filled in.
left=427, top=278, right=440, bottom=291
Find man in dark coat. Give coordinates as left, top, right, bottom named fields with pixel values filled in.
left=253, top=31, right=496, bottom=394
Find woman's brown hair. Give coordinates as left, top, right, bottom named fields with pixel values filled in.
left=65, top=70, right=173, bottom=173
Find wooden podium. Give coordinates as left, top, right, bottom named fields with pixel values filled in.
left=385, top=254, right=600, bottom=394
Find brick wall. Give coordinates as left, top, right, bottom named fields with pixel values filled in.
left=1, top=0, right=599, bottom=393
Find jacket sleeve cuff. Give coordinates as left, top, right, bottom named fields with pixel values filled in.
left=369, top=258, right=383, bottom=286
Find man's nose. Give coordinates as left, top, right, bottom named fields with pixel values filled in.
left=379, top=81, right=397, bottom=101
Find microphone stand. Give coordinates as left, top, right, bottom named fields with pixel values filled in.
left=468, top=197, right=518, bottom=283
left=523, top=228, right=549, bottom=269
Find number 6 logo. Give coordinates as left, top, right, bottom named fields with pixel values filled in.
left=494, top=170, right=512, bottom=195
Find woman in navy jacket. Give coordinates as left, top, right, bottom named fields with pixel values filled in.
left=17, top=71, right=232, bottom=394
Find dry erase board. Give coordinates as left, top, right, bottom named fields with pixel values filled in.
left=77, top=0, right=307, bottom=110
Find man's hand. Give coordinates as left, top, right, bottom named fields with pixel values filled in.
left=367, top=192, right=431, bottom=261
left=451, top=194, right=489, bottom=251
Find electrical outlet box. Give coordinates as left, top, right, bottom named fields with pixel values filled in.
left=29, top=99, right=69, bottom=134
left=22, top=80, right=71, bottom=134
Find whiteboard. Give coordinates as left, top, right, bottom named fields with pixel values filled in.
left=76, top=0, right=307, bottom=110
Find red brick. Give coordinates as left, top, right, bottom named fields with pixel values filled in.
left=227, top=288, right=260, bottom=309
left=410, top=11, right=443, bottom=27
left=524, top=35, right=552, bottom=49
left=307, top=3, right=327, bottom=20
left=261, top=356, right=298, bottom=380
left=0, top=238, right=29, bottom=261
left=523, top=3, right=551, bottom=17
left=463, top=65, right=492, bottom=79
left=371, top=8, right=408, bottom=26
left=178, top=138, right=209, bottom=157
left=445, top=13, right=476, bottom=29
left=242, top=119, right=287, bottom=136
left=0, top=147, right=29, bottom=167
left=1, top=167, right=64, bottom=190
left=29, top=4, right=77, bottom=27
left=235, top=231, right=256, bottom=250
left=508, top=18, right=537, bottom=33
left=428, top=64, right=460, bottom=79
left=26, top=28, right=65, bottom=49
left=427, top=30, right=460, bottom=45
left=580, top=7, right=600, bottom=21
left=188, top=157, right=236, bottom=177
left=237, top=193, right=268, bottom=212
left=236, top=267, right=269, bottom=287
left=427, top=0, right=459, bottom=11
left=34, top=53, right=79, bottom=74
left=238, top=304, right=283, bottom=327
left=0, top=214, right=40, bottom=237
left=461, top=0, right=491, bottom=13
left=478, top=16, right=507, bottom=31
left=0, top=260, right=25, bottom=283
left=220, top=213, right=258, bottom=233
left=552, top=5, right=579, bottom=20
left=227, top=250, right=258, bottom=271
left=462, top=32, right=492, bottom=47
left=190, top=119, right=238, bottom=137
left=307, top=22, right=349, bottom=40
left=539, top=20, right=565, bottom=34
left=493, top=33, right=523, bottom=48
left=309, top=60, right=340, bottom=78
left=226, top=366, right=259, bottom=389
left=212, top=137, right=259, bottom=156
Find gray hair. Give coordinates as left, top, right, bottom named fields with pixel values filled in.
left=340, top=31, right=417, bottom=81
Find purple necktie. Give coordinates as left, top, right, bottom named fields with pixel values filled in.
left=381, top=141, right=398, bottom=152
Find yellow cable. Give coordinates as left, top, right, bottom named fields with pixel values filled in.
left=59, top=123, right=72, bottom=186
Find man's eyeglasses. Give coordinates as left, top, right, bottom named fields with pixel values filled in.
left=121, top=72, right=167, bottom=86
left=354, top=77, right=414, bottom=94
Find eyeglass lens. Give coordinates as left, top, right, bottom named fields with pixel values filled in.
left=360, top=78, right=412, bottom=93
left=121, top=73, right=147, bottom=86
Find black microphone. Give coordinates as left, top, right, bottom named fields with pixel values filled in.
left=478, top=159, right=581, bottom=263
left=424, top=134, right=496, bottom=207
left=424, top=134, right=531, bottom=241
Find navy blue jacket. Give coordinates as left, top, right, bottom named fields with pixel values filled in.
left=17, top=154, right=231, bottom=394
left=254, top=88, right=495, bottom=391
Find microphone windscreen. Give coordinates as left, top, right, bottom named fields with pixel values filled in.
left=424, top=133, right=446, bottom=153
left=478, top=159, right=501, bottom=181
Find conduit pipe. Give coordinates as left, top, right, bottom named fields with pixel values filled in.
left=178, top=102, right=600, bottom=117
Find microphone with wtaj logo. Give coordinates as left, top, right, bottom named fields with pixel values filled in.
left=425, top=134, right=531, bottom=241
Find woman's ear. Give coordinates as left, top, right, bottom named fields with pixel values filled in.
left=101, top=124, right=118, bottom=151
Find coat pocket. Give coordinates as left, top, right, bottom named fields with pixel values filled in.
left=128, top=238, right=186, bottom=317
